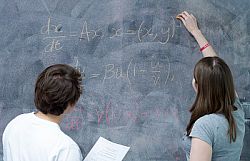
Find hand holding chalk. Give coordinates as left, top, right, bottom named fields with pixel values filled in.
left=176, top=11, right=200, bottom=36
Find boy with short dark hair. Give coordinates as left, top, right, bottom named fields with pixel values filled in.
left=3, top=64, right=83, bottom=161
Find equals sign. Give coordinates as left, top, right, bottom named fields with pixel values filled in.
left=89, top=74, right=101, bottom=79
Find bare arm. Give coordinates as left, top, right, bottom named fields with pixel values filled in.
left=177, top=11, right=239, bottom=97
left=176, top=11, right=217, bottom=57
left=190, top=138, right=212, bottom=161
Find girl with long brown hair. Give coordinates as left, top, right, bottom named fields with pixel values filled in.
left=177, top=11, right=245, bottom=161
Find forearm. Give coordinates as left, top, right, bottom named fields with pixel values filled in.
left=192, top=30, right=217, bottom=57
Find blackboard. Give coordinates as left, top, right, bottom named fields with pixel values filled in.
left=0, top=0, right=250, bottom=160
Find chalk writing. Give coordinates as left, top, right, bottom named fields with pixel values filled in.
left=41, top=17, right=177, bottom=52
left=61, top=101, right=181, bottom=130
left=41, top=17, right=63, bottom=35
left=71, top=55, right=171, bottom=87
left=64, top=116, right=83, bottom=130
left=101, top=59, right=171, bottom=86
left=44, top=39, right=63, bottom=52
left=72, top=56, right=85, bottom=82
left=62, top=105, right=84, bottom=130
left=79, top=21, right=103, bottom=41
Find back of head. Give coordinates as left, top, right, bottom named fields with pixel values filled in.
left=187, top=57, right=237, bottom=142
left=34, top=64, right=82, bottom=116
left=194, top=57, right=235, bottom=111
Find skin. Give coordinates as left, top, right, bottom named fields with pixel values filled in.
left=176, top=11, right=218, bottom=161
left=192, top=78, right=197, bottom=93
left=176, top=11, right=217, bottom=58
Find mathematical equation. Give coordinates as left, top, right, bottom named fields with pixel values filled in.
left=41, top=17, right=178, bottom=52
left=73, top=56, right=172, bottom=86
left=61, top=102, right=181, bottom=131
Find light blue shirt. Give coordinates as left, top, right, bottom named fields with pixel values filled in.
left=182, top=98, right=245, bottom=161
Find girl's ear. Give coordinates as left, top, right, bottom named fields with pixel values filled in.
left=192, top=78, right=198, bottom=93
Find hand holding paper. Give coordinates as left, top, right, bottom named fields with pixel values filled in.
left=84, top=137, right=130, bottom=161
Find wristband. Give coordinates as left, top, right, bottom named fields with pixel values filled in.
left=200, top=43, right=210, bottom=52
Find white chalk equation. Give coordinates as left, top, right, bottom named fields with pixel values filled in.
left=73, top=56, right=171, bottom=86
left=41, top=17, right=179, bottom=53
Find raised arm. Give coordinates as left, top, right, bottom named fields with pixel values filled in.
left=177, top=11, right=239, bottom=97
left=176, top=11, right=217, bottom=57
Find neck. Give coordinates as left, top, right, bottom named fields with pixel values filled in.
left=35, top=111, right=63, bottom=124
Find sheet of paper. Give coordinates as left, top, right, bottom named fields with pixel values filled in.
left=84, top=137, right=130, bottom=161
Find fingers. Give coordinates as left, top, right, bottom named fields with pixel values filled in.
left=183, top=11, right=190, bottom=17
left=176, top=13, right=187, bottom=26
left=190, top=14, right=196, bottom=20
left=176, top=12, right=189, bottom=21
left=176, top=11, right=199, bottom=33
left=176, top=11, right=196, bottom=22
left=176, top=15, right=186, bottom=25
left=181, top=12, right=188, bottom=20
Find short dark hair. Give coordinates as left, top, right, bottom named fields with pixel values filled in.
left=34, top=64, right=82, bottom=116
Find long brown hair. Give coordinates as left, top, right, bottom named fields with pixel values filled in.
left=186, top=57, right=237, bottom=143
